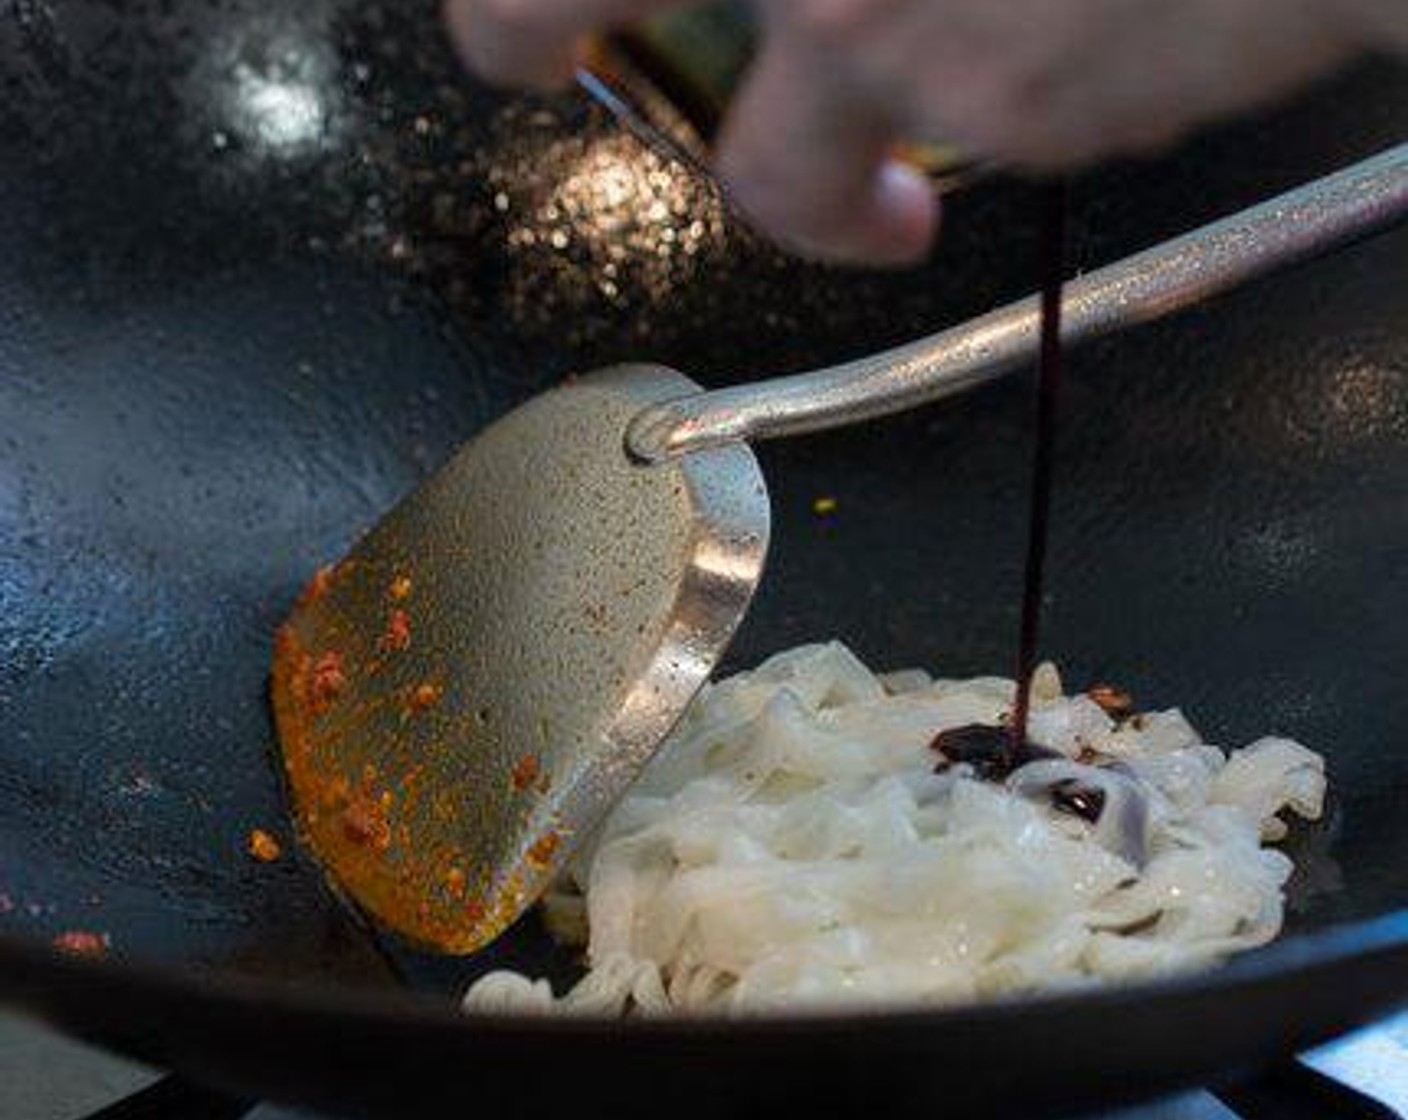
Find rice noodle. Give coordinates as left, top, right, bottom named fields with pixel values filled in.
left=463, top=642, right=1326, bottom=1017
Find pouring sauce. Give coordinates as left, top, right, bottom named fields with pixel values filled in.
left=932, top=182, right=1070, bottom=779
left=1011, top=181, right=1070, bottom=744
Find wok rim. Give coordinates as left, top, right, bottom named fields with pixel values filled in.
left=4, top=907, right=1408, bottom=1041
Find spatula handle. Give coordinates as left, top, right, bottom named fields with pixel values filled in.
left=626, top=142, right=1408, bottom=463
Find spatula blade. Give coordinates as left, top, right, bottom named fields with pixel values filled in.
left=271, top=365, right=769, bottom=953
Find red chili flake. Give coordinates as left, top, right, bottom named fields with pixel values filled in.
left=380, top=609, right=411, bottom=653
left=297, top=565, right=335, bottom=607
left=292, top=657, right=314, bottom=709
left=342, top=800, right=391, bottom=850
left=525, top=831, right=560, bottom=869
left=388, top=575, right=413, bottom=601
left=53, top=930, right=109, bottom=957
left=321, top=776, right=352, bottom=811
left=246, top=828, right=283, bottom=863
left=408, top=682, right=441, bottom=711
left=274, top=624, right=298, bottom=660
left=1087, top=685, right=1135, bottom=718
left=464, top=900, right=487, bottom=924
left=510, top=754, right=541, bottom=793
left=310, top=651, right=346, bottom=706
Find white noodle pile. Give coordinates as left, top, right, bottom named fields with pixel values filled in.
left=464, top=642, right=1326, bottom=1017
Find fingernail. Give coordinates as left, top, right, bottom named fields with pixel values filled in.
left=866, top=161, right=940, bottom=265
left=718, top=159, right=938, bottom=268
left=774, top=163, right=938, bottom=267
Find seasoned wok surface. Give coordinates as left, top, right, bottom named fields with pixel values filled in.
left=2, top=0, right=1407, bottom=1004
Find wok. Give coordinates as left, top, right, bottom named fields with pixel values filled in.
left=2, top=1, right=1407, bottom=1116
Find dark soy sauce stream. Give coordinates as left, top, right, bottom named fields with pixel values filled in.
left=1009, top=181, right=1070, bottom=747
left=930, top=183, right=1073, bottom=781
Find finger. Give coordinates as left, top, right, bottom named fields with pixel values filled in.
left=970, top=0, right=1349, bottom=170
left=715, top=43, right=938, bottom=266
left=443, top=0, right=686, bottom=89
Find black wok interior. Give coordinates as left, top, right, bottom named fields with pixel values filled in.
left=2, top=1, right=1408, bottom=1115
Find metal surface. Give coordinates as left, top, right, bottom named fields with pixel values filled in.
left=1, top=0, right=1408, bottom=1116
left=261, top=141, right=1408, bottom=952
left=14, top=996, right=1408, bottom=1120
left=627, top=143, right=1408, bottom=461
left=5, top=917, right=1408, bottom=1119
left=271, top=367, right=768, bottom=952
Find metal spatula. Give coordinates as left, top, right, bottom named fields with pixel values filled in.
left=272, top=144, right=1407, bottom=954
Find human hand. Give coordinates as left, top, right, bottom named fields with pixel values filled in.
left=444, top=0, right=1385, bottom=265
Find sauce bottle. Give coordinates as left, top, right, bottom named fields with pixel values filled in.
left=580, top=1, right=978, bottom=191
